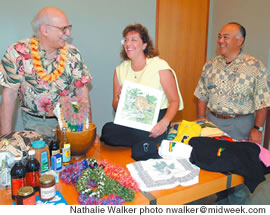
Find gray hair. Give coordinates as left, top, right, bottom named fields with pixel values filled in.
left=31, top=10, right=51, bottom=37
left=228, top=22, right=246, bottom=44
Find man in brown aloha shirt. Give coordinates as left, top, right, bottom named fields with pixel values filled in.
left=0, top=7, right=92, bottom=137
left=194, top=23, right=270, bottom=205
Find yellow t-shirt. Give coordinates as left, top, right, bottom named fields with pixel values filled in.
left=116, top=56, right=184, bottom=110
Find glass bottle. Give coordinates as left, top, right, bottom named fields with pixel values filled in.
left=25, top=150, right=40, bottom=192
left=10, top=156, right=26, bottom=200
left=60, top=127, right=71, bottom=165
left=49, top=128, right=60, bottom=156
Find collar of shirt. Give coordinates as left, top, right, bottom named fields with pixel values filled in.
left=218, top=51, right=244, bottom=66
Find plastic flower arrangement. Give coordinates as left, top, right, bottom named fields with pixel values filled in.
left=54, top=96, right=90, bottom=131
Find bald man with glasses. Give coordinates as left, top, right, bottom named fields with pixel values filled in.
left=0, top=7, right=93, bottom=137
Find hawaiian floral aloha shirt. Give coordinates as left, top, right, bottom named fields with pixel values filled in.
left=194, top=53, right=270, bottom=115
left=0, top=37, right=92, bottom=116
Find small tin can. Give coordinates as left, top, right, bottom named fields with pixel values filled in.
left=16, top=186, right=36, bottom=205
left=39, top=174, right=56, bottom=201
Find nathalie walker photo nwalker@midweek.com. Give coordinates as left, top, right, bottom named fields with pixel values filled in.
left=68, top=205, right=266, bottom=214
left=68, top=205, right=223, bottom=214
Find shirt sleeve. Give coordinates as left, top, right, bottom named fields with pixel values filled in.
left=194, top=63, right=210, bottom=102
left=0, top=45, right=22, bottom=88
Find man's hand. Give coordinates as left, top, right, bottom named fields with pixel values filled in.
left=249, top=128, right=263, bottom=144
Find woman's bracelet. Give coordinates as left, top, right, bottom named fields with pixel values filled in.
left=198, top=114, right=206, bottom=118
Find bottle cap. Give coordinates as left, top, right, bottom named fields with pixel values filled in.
left=32, top=140, right=46, bottom=149
left=28, top=150, right=36, bottom=156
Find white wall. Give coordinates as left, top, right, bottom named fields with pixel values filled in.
left=207, top=0, right=270, bottom=71
left=0, top=0, right=156, bottom=134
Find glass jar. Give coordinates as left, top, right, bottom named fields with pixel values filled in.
left=16, top=186, right=36, bottom=205
left=39, top=174, right=56, bottom=201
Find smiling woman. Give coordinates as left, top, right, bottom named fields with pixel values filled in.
left=100, top=24, right=184, bottom=153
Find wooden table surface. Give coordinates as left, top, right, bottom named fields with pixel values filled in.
left=0, top=141, right=244, bottom=205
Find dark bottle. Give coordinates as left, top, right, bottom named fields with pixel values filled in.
left=11, top=156, right=26, bottom=200
left=25, top=150, right=40, bottom=192
left=49, top=128, right=60, bottom=156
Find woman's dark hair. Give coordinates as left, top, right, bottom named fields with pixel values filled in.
left=120, top=24, right=159, bottom=60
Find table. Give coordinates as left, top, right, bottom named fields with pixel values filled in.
left=0, top=141, right=244, bottom=205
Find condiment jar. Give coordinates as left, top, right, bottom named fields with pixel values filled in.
left=39, top=174, right=56, bottom=201
left=31, top=140, right=50, bottom=173
left=16, top=186, right=36, bottom=205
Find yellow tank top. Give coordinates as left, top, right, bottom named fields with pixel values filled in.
left=116, top=56, right=184, bottom=110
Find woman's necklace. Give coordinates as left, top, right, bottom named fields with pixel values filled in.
left=30, top=37, right=67, bottom=82
left=132, top=61, right=147, bottom=80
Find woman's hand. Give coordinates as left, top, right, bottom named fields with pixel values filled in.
left=149, top=120, right=169, bottom=138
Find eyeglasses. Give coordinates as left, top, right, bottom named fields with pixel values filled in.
left=47, top=24, right=72, bottom=34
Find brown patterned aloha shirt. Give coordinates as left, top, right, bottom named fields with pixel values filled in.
left=194, top=53, right=270, bottom=115
left=0, top=37, right=92, bottom=116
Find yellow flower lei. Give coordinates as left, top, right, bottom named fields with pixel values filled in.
left=30, top=37, right=67, bottom=82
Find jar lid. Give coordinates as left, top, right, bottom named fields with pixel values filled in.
left=17, top=186, right=34, bottom=196
left=39, top=174, right=55, bottom=185
left=28, top=150, right=36, bottom=156
left=32, top=140, right=46, bottom=149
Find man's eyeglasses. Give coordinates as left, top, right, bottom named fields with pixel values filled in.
left=47, top=24, right=72, bottom=34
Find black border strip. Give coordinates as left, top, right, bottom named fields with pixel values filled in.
left=141, top=191, right=157, bottom=205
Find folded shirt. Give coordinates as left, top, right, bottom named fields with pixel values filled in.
left=158, top=140, right=192, bottom=159
left=127, top=158, right=200, bottom=192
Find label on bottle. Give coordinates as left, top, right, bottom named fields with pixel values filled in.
left=40, top=151, right=49, bottom=172
left=52, top=149, right=60, bottom=156
left=11, top=178, right=25, bottom=196
left=62, top=144, right=71, bottom=163
left=40, top=185, right=56, bottom=200
left=26, top=171, right=40, bottom=187
left=22, top=194, right=36, bottom=205
left=51, top=154, right=62, bottom=171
